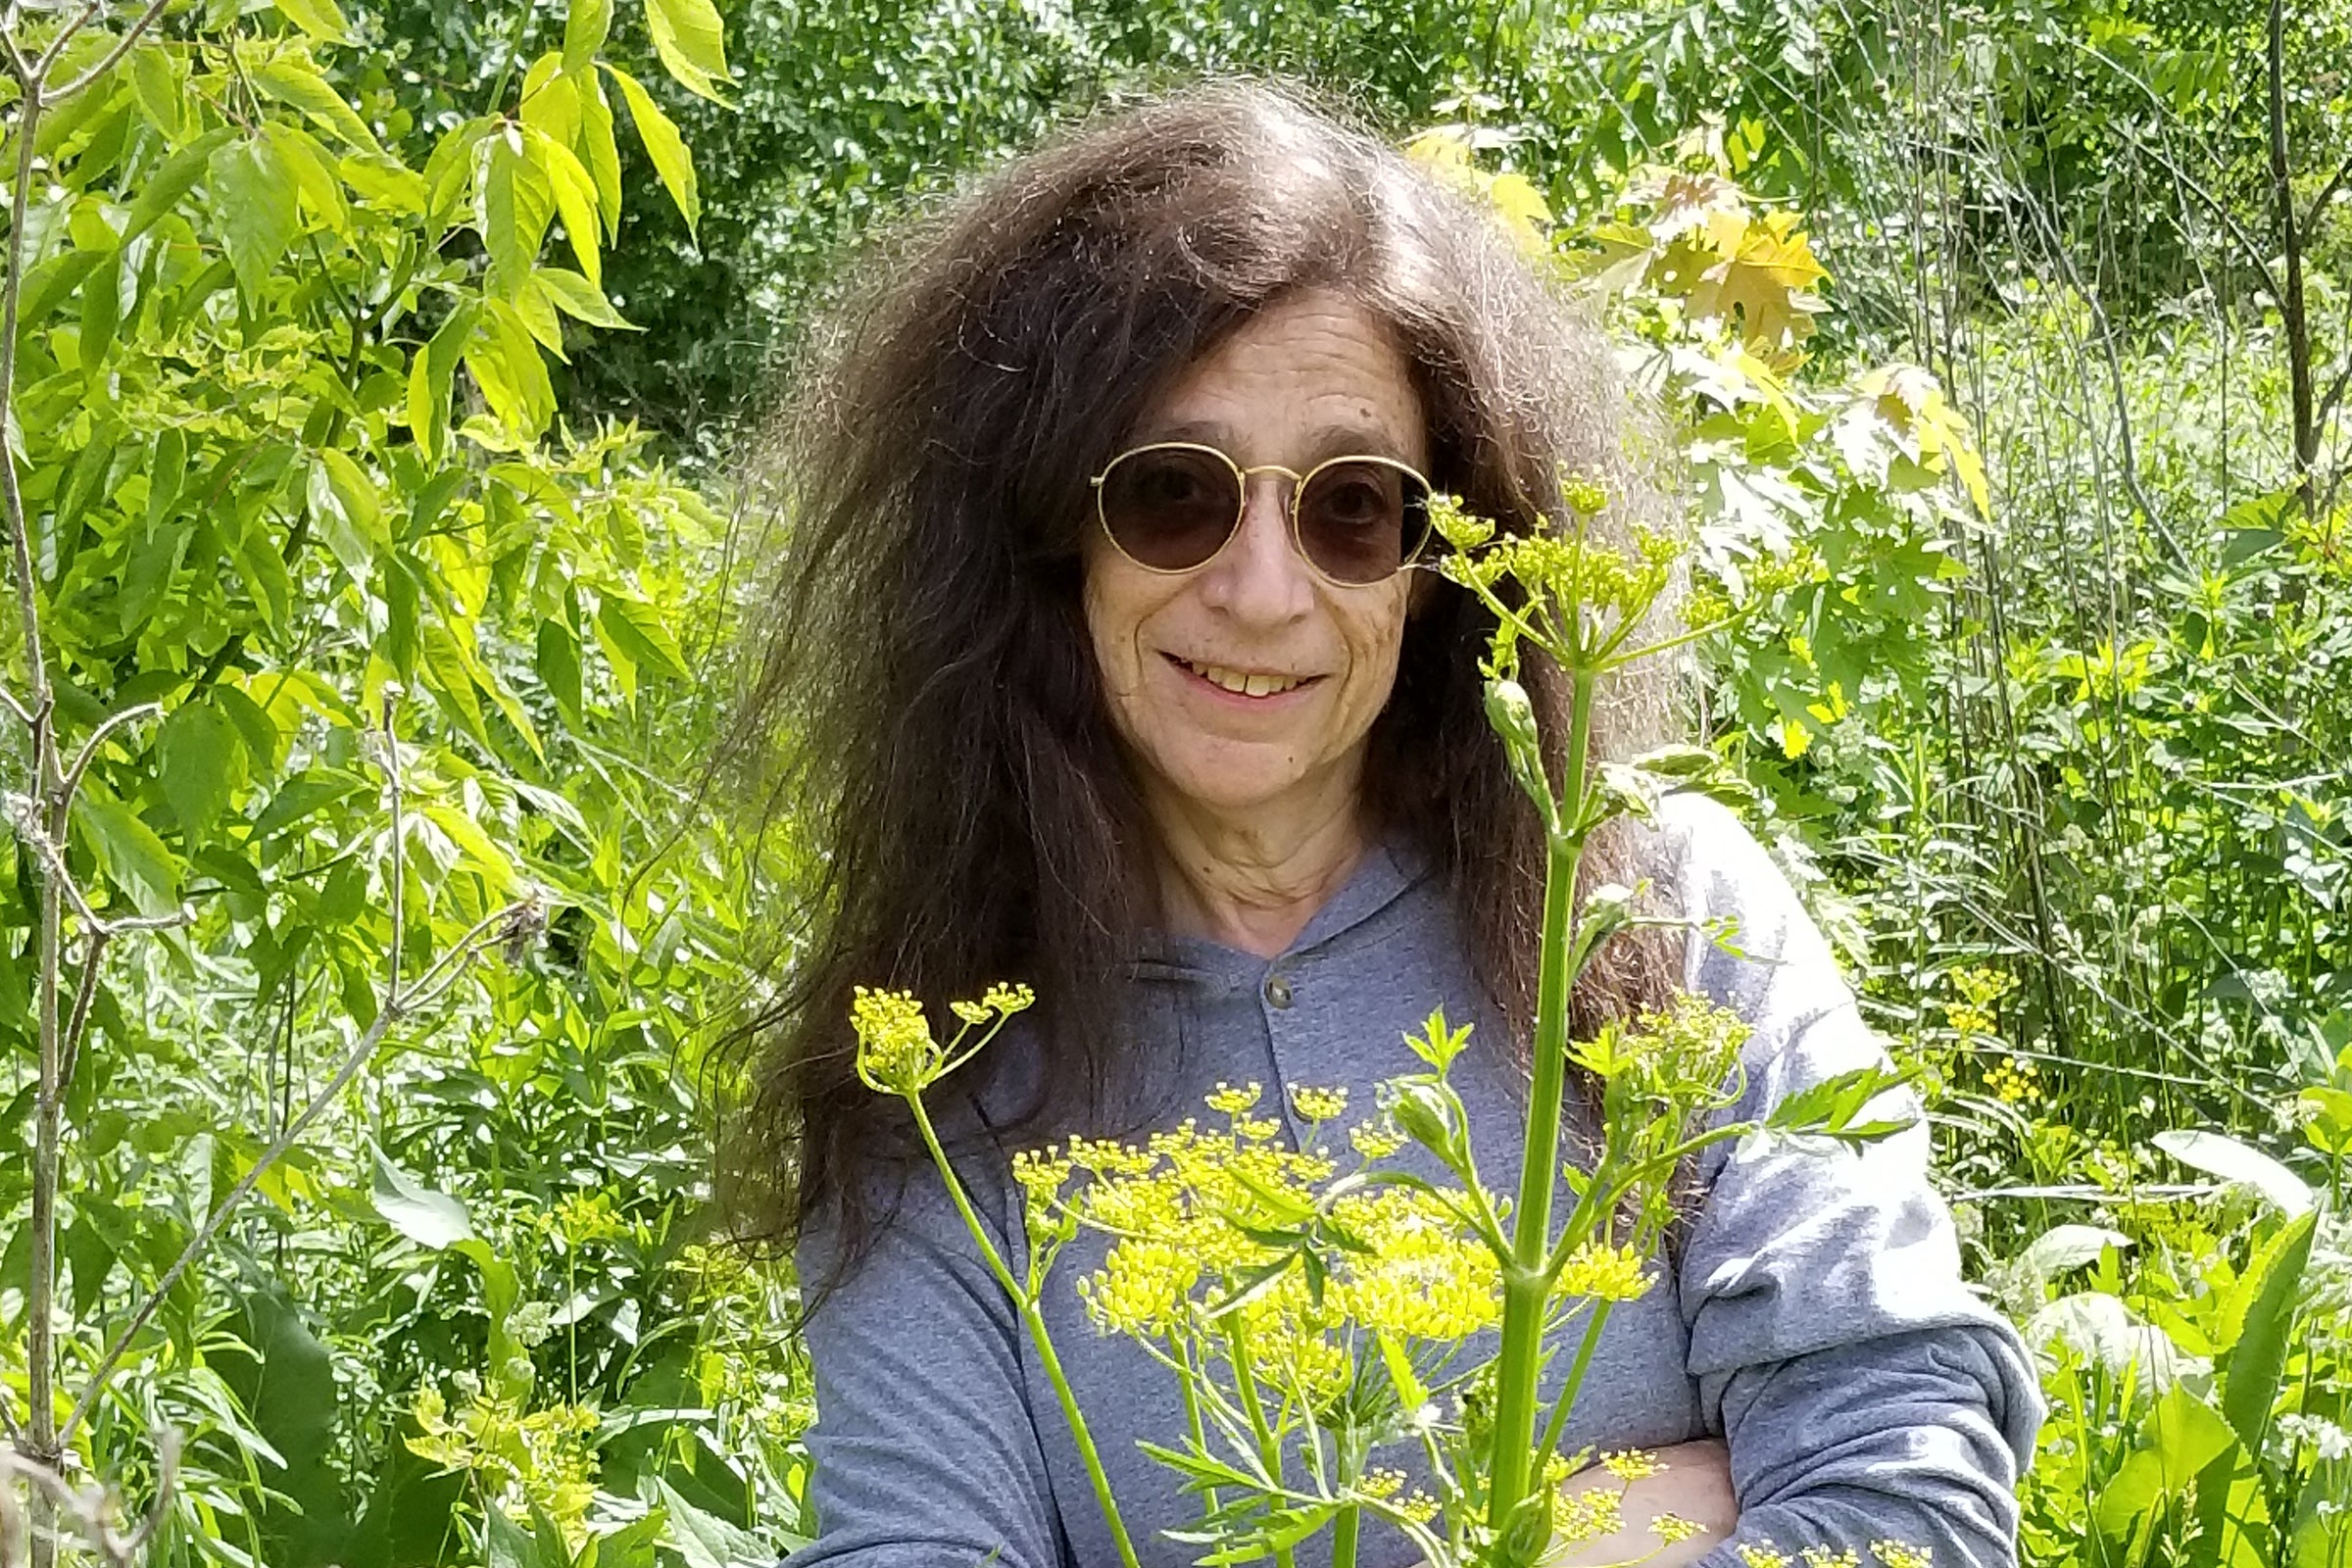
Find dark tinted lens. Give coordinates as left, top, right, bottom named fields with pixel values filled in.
left=1099, top=447, right=1241, bottom=570
left=1298, top=460, right=1429, bottom=583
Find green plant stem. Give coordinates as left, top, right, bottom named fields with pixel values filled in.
left=1219, top=1310, right=1298, bottom=1568
left=904, top=1095, right=1142, bottom=1568
left=1534, top=1301, right=1615, bottom=1467
left=1487, top=664, right=1595, bottom=1548
left=1331, top=1502, right=1361, bottom=1568
left=1175, top=1334, right=1219, bottom=1516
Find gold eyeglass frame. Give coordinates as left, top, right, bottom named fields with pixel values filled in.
left=1088, top=441, right=1437, bottom=588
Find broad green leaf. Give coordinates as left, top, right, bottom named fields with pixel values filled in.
left=532, top=267, right=632, bottom=330
left=407, top=299, right=479, bottom=464
left=574, top=73, right=622, bottom=235
left=251, top=769, right=364, bottom=841
left=524, top=125, right=603, bottom=285
left=262, top=120, right=349, bottom=230
left=465, top=298, right=558, bottom=438
left=254, top=56, right=382, bottom=154
left=423, top=116, right=500, bottom=235
left=564, top=0, right=614, bottom=69
left=76, top=793, right=183, bottom=914
left=126, top=44, right=186, bottom=139
left=596, top=591, right=691, bottom=682
left=210, top=133, right=301, bottom=297
left=644, top=1479, right=768, bottom=1568
left=270, top=0, right=351, bottom=44
left=122, top=126, right=234, bottom=244
left=486, top=1507, right=542, bottom=1568
left=2202, top=1209, right=2317, bottom=1563
left=419, top=619, right=492, bottom=746
left=2093, top=1385, right=2235, bottom=1537
left=479, top=129, right=552, bottom=299
left=78, top=246, right=122, bottom=372
left=368, top=1146, right=473, bottom=1250
left=308, top=451, right=387, bottom=576
left=423, top=805, right=519, bottom=893
left=340, top=152, right=427, bottom=214
left=158, top=698, right=245, bottom=842
left=604, top=64, right=698, bottom=231
left=536, top=616, right=585, bottom=729
left=2152, top=1128, right=2315, bottom=1218
left=644, top=0, right=730, bottom=103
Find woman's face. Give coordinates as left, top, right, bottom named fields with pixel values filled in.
left=1082, top=290, right=1427, bottom=829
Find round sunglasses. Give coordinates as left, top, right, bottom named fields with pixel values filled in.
left=1089, top=441, right=1435, bottom=587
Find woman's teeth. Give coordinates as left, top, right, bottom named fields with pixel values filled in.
left=1179, top=658, right=1303, bottom=698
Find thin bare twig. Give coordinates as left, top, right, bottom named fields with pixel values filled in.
left=0, top=682, right=29, bottom=725
left=2305, top=148, right=2352, bottom=237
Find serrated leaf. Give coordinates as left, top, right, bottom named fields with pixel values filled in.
left=604, top=64, right=698, bottom=231
left=564, top=0, right=613, bottom=69
left=644, top=0, right=730, bottom=103
left=595, top=591, right=690, bottom=681
left=270, top=0, right=351, bottom=43
left=254, top=56, right=381, bottom=154
left=210, top=133, right=300, bottom=297
left=407, top=299, right=478, bottom=464
left=532, top=267, right=632, bottom=330
left=122, top=127, right=233, bottom=244
left=369, top=1146, right=473, bottom=1250
left=158, top=699, right=245, bottom=842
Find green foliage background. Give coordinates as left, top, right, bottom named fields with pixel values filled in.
left=3, top=0, right=2348, bottom=1565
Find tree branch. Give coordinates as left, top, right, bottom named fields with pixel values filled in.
left=2304, top=148, right=2352, bottom=236
left=29, top=0, right=103, bottom=79
left=55, top=929, right=111, bottom=1105
left=49, top=0, right=177, bottom=101
left=60, top=701, right=160, bottom=808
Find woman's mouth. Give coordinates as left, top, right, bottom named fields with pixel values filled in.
left=1165, top=653, right=1317, bottom=700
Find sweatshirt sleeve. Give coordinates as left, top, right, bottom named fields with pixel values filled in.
left=782, top=1157, right=1068, bottom=1568
left=1660, top=797, right=2044, bottom=1568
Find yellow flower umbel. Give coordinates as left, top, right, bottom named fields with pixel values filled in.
left=850, top=982, right=1033, bottom=1095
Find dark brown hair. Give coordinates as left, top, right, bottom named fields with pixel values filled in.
left=723, top=80, right=1682, bottom=1271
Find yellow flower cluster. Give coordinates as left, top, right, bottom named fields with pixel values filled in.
left=851, top=983, right=1035, bottom=1095
left=1941, top=965, right=2016, bottom=1040
left=1290, top=1084, right=1350, bottom=1123
left=1651, top=1514, right=1706, bottom=1545
left=850, top=986, right=936, bottom=1094
left=409, top=1383, right=600, bottom=1549
left=1553, top=1240, right=1654, bottom=1303
left=1327, top=1187, right=1502, bottom=1340
left=1984, top=1054, right=2041, bottom=1104
left=1355, top=1468, right=1441, bottom=1524
left=1551, top=1480, right=1625, bottom=1544
left=1600, top=1448, right=1662, bottom=1482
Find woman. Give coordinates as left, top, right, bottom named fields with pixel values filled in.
left=730, top=81, right=2039, bottom=1568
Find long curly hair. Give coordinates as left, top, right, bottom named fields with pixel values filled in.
left=722, top=80, right=1684, bottom=1274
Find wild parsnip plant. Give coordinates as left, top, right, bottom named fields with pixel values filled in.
left=852, top=478, right=1918, bottom=1568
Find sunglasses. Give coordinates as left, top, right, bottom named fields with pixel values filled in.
left=1090, top=441, right=1436, bottom=587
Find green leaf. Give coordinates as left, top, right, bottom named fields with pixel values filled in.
left=465, top=298, right=557, bottom=439
left=368, top=1146, right=473, bottom=1250
left=126, top=44, right=186, bottom=140
left=2094, top=1385, right=2235, bottom=1537
left=254, top=56, right=382, bottom=154
left=531, top=267, right=632, bottom=330
left=535, top=615, right=585, bottom=729
left=486, top=1508, right=543, bottom=1568
left=340, top=152, right=427, bottom=214
left=574, top=74, right=622, bottom=236
left=643, top=1478, right=769, bottom=1568
left=643, top=0, right=730, bottom=103
left=523, top=126, right=603, bottom=285
left=158, top=698, right=245, bottom=842
left=308, top=450, right=387, bottom=577
left=595, top=592, right=690, bottom=682
left=270, top=0, right=351, bottom=44
left=603, top=64, right=698, bottom=231
left=2199, top=1208, right=2317, bottom=1559
left=78, top=246, right=122, bottom=372
left=407, top=299, right=479, bottom=465
left=564, top=0, right=614, bottom=69
left=210, top=133, right=301, bottom=297
left=76, top=794, right=183, bottom=914
left=122, top=127, right=233, bottom=244
left=479, top=129, right=551, bottom=299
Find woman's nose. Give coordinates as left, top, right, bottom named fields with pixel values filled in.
left=1196, top=471, right=1315, bottom=621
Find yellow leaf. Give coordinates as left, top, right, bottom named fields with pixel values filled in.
left=1781, top=716, right=1812, bottom=759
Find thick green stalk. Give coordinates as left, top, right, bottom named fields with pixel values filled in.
left=1220, top=1311, right=1298, bottom=1568
left=906, top=1096, right=1143, bottom=1568
left=1485, top=666, right=1595, bottom=1548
